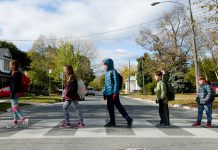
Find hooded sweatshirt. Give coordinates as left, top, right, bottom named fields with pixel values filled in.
left=103, top=58, right=119, bottom=96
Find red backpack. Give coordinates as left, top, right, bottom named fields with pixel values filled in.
left=21, top=73, right=30, bottom=92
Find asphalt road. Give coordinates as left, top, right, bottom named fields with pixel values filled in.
left=1, top=96, right=218, bottom=150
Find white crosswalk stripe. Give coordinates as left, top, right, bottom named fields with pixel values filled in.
left=1, top=118, right=218, bottom=139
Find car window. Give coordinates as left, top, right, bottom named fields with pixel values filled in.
left=212, top=82, right=218, bottom=87
left=2, top=87, right=10, bottom=91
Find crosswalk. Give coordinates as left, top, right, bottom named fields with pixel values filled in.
left=1, top=118, right=218, bottom=139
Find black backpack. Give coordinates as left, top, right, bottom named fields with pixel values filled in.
left=163, top=81, right=175, bottom=101
left=110, top=71, right=123, bottom=90
left=204, top=85, right=216, bottom=102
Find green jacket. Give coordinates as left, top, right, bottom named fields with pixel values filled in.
left=156, top=80, right=168, bottom=103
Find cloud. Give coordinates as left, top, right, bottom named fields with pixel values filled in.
left=0, top=0, right=167, bottom=46
left=0, top=0, right=176, bottom=75
left=97, top=48, right=141, bottom=65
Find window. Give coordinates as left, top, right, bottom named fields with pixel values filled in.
left=4, top=59, right=10, bottom=71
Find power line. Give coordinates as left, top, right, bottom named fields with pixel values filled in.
left=1, top=17, right=164, bottom=42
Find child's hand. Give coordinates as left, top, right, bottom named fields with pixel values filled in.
left=113, top=93, right=118, bottom=100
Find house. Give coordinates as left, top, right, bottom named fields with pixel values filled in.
left=0, top=48, right=12, bottom=88
left=124, top=75, right=140, bottom=94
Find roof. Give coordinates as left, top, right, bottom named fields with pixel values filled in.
left=125, top=76, right=137, bottom=81
left=0, top=48, right=12, bottom=58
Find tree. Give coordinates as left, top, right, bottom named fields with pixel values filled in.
left=195, top=0, right=218, bottom=24
left=89, top=75, right=105, bottom=91
left=136, top=54, right=153, bottom=88
left=120, top=66, right=136, bottom=81
left=136, top=7, right=191, bottom=71
left=27, top=35, right=96, bottom=92
left=0, top=41, right=31, bottom=70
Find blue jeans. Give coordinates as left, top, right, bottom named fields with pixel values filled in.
left=63, top=100, right=83, bottom=124
left=197, top=103, right=212, bottom=124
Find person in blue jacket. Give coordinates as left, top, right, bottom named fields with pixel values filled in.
left=192, top=76, right=213, bottom=128
left=102, top=58, right=133, bottom=128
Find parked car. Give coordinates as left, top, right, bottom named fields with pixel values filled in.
left=0, top=86, right=10, bottom=98
left=85, top=87, right=95, bottom=96
left=211, top=82, right=218, bottom=96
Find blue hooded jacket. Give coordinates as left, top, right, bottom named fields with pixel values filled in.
left=103, top=58, right=119, bottom=96
left=197, top=84, right=213, bottom=104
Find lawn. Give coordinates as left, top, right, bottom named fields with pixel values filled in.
left=127, top=93, right=218, bottom=109
left=20, top=95, right=63, bottom=104
left=0, top=102, right=30, bottom=112
left=0, top=95, right=62, bottom=112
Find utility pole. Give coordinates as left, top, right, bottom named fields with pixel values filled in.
left=188, top=0, right=199, bottom=93
left=128, top=60, right=131, bottom=94
left=142, top=57, right=145, bottom=95
left=151, top=0, right=200, bottom=93
left=49, top=69, right=52, bottom=97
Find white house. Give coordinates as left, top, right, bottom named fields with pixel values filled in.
left=0, top=48, right=12, bottom=88
left=124, top=75, right=140, bottom=94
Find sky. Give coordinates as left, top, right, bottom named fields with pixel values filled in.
left=0, top=0, right=198, bottom=75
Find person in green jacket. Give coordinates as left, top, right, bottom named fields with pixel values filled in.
left=155, top=71, right=170, bottom=127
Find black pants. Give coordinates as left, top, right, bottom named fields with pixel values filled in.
left=159, top=102, right=170, bottom=126
left=106, top=95, right=131, bottom=123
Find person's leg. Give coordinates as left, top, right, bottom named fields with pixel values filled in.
left=71, top=100, right=83, bottom=123
left=166, top=104, right=170, bottom=126
left=63, top=100, right=71, bottom=124
left=162, top=103, right=170, bottom=126
left=113, top=95, right=131, bottom=121
left=107, top=96, right=115, bottom=124
left=9, top=98, right=28, bottom=128
left=196, top=104, right=204, bottom=124
left=11, top=98, right=25, bottom=121
left=159, top=102, right=164, bottom=125
left=205, top=104, right=212, bottom=126
left=11, top=99, right=19, bottom=123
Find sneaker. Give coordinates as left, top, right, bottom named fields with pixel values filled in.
left=205, top=123, right=212, bottom=128
left=192, top=122, right=201, bottom=127
left=156, top=123, right=165, bottom=127
left=127, top=118, right=133, bottom=128
left=75, top=122, right=85, bottom=128
left=22, top=119, right=29, bottom=128
left=163, top=124, right=170, bottom=128
left=59, top=122, right=71, bottom=128
left=104, top=122, right=116, bottom=127
left=7, top=122, right=18, bottom=129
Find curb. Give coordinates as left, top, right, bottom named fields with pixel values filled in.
left=123, top=96, right=218, bottom=117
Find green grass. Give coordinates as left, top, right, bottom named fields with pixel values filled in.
left=0, top=102, right=30, bottom=112
left=19, top=95, right=63, bottom=104
left=127, top=93, right=218, bottom=109
left=0, top=95, right=62, bottom=112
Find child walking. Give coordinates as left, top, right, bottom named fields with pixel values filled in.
left=59, top=65, right=85, bottom=128
left=102, top=58, right=133, bottom=128
left=8, top=60, right=29, bottom=128
left=193, top=76, right=213, bottom=128
left=154, top=71, right=170, bottom=127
